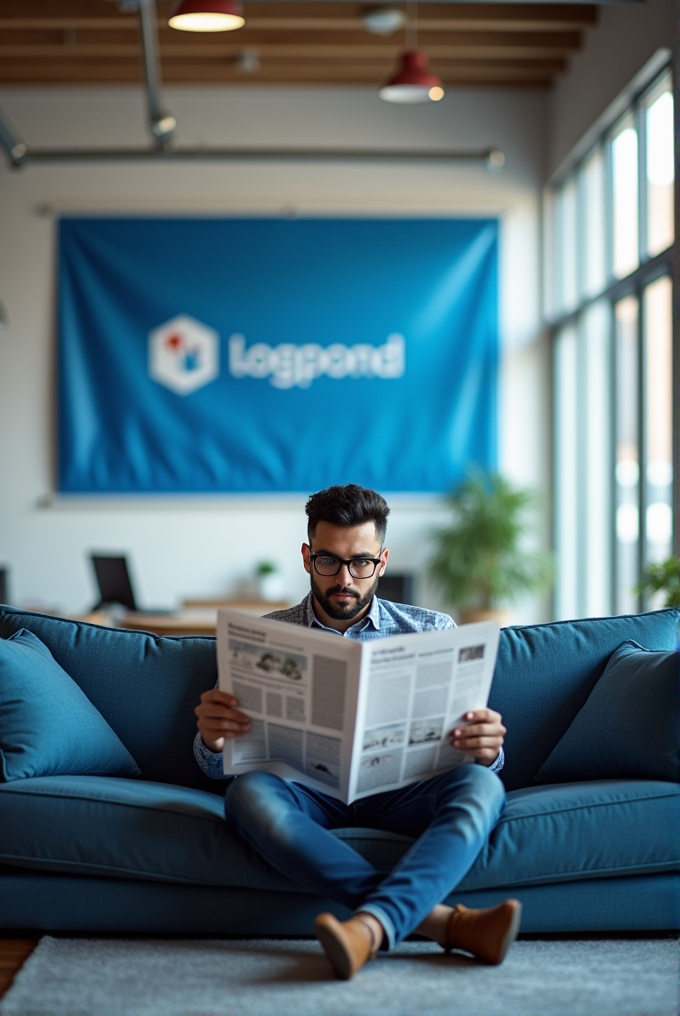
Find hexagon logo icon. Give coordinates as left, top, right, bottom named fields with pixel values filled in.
left=149, top=314, right=219, bottom=396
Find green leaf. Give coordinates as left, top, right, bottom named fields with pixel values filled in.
left=635, top=557, right=680, bottom=608
left=428, top=469, right=554, bottom=610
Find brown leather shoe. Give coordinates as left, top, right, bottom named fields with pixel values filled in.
left=314, top=913, right=378, bottom=980
left=444, top=900, right=522, bottom=965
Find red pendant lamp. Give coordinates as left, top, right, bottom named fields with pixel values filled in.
left=379, top=50, right=444, bottom=104
left=379, top=2, right=444, bottom=104
left=168, top=0, right=245, bottom=32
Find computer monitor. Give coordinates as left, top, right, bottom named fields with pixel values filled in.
left=377, top=573, right=414, bottom=605
left=90, top=554, right=137, bottom=611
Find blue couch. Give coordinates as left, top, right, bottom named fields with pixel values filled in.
left=0, top=604, right=678, bottom=934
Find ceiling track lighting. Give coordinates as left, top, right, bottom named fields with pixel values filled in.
left=235, top=49, right=261, bottom=75
left=379, top=1, right=444, bottom=105
left=168, top=0, right=245, bottom=33
left=0, top=107, right=27, bottom=167
left=138, top=0, right=176, bottom=146
left=361, top=8, right=407, bottom=36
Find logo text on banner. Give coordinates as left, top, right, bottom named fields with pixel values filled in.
left=228, top=333, right=405, bottom=389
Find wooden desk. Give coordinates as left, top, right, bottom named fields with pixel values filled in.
left=119, top=601, right=290, bottom=637
left=120, top=611, right=218, bottom=636
left=182, top=599, right=289, bottom=613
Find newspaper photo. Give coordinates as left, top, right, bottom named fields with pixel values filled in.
left=217, top=609, right=500, bottom=804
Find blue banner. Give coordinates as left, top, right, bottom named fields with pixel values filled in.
left=58, top=217, right=498, bottom=493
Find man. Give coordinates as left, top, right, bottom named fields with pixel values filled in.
left=194, top=484, right=519, bottom=979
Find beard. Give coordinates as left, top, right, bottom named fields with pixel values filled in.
left=311, top=572, right=381, bottom=621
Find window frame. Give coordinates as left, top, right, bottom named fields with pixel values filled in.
left=548, top=61, right=676, bottom=617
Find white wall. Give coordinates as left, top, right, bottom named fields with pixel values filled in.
left=548, top=0, right=674, bottom=177
left=0, top=84, right=549, bottom=620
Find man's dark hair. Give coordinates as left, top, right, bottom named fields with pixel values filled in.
left=305, top=485, right=390, bottom=544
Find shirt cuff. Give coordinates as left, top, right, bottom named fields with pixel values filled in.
left=192, top=730, right=228, bottom=781
left=488, top=746, right=505, bottom=774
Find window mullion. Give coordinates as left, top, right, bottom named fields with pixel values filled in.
left=576, top=315, right=588, bottom=616
left=609, top=299, right=618, bottom=614
left=638, top=279, right=648, bottom=592
left=636, top=96, right=648, bottom=269
left=670, top=65, right=674, bottom=556
left=604, top=132, right=615, bottom=285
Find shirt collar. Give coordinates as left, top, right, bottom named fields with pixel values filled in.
left=304, top=590, right=381, bottom=634
left=366, top=594, right=382, bottom=630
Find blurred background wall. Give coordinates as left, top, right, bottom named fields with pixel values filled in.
left=0, top=0, right=672, bottom=621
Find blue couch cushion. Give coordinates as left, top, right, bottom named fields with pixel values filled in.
left=0, top=630, right=140, bottom=782
left=0, top=607, right=219, bottom=793
left=0, top=776, right=677, bottom=891
left=536, top=642, right=680, bottom=784
left=488, top=609, right=680, bottom=790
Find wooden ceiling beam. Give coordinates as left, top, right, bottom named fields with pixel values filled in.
left=0, top=1, right=597, bottom=33
left=0, top=52, right=567, bottom=73
left=239, top=3, right=597, bottom=28
left=159, top=29, right=582, bottom=46
left=0, top=30, right=582, bottom=50
left=0, top=63, right=554, bottom=86
left=0, top=19, right=135, bottom=30
left=0, top=56, right=567, bottom=70
left=0, top=34, right=581, bottom=53
left=0, top=16, right=590, bottom=35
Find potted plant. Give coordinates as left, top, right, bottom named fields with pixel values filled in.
left=428, top=470, right=554, bottom=624
left=635, top=557, right=680, bottom=609
left=255, top=561, right=284, bottom=603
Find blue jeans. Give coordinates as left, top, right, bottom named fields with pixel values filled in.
left=225, top=765, right=505, bottom=950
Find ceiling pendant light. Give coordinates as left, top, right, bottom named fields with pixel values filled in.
left=379, top=51, right=444, bottom=104
left=379, top=2, right=444, bottom=104
left=168, top=0, right=245, bottom=33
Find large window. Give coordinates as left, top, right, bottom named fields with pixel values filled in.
left=550, top=67, right=675, bottom=618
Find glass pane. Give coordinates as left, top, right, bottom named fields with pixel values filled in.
left=614, top=296, right=640, bottom=614
left=557, top=178, right=578, bottom=313
left=583, top=301, right=612, bottom=616
left=611, top=118, right=639, bottom=279
left=645, top=75, right=674, bottom=257
left=554, top=326, right=579, bottom=619
left=644, top=275, right=673, bottom=567
left=580, top=148, right=606, bottom=299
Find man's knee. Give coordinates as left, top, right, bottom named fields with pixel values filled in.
left=459, top=761, right=505, bottom=794
left=438, top=763, right=506, bottom=820
left=224, top=771, right=297, bottom=843
left=225, top=771, right=281, bottom=824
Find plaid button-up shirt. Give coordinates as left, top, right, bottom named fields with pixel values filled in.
left=264, top=591, right=456, bottom=639
left=194, top=592, right=504, bottom=777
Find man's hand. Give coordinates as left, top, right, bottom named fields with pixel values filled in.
left=195, top=688, right=251, bottom=753
left=449, top=708, right=506, bottom=766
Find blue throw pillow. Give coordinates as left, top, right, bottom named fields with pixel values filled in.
left=536, top=640, right=679, bottom=784
left=0, top=628, right=141, bottom=781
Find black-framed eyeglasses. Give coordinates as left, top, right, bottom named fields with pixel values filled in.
left=310, top=554, right=382, bottom=579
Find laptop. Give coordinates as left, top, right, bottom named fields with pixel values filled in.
left=90, top=554, right=169, bottom=614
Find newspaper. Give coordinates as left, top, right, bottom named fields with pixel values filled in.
left=217, top=608, right=500, bottom=805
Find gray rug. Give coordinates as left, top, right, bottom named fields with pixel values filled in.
left=1, top=936, right=677, bottom=1016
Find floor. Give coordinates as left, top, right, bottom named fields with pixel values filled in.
left=0, top=941, right=38, bottom=1000
left=0, top=936, right=676, bottom=1016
